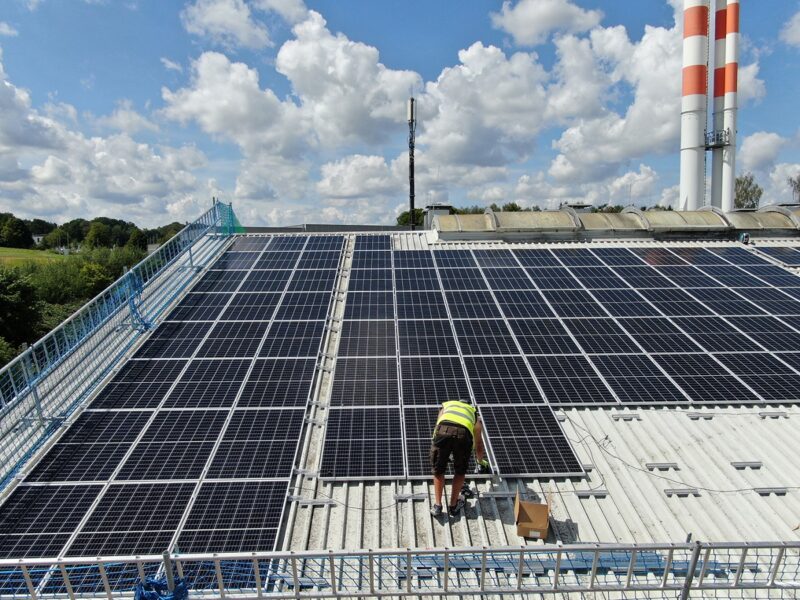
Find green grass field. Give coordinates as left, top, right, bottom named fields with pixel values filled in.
left=0, top=247, right=68, bottom=266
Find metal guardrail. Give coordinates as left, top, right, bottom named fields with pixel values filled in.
left=0, top=542, right=797, bottom=599
left=0, top=201, right=238, bottom=491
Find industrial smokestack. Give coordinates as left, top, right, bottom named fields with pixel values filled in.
left=720, top=0, right=739, bottom=212
left=710, top=0, right=727, bottom=208
left=679, top=0, right=710, bottom=211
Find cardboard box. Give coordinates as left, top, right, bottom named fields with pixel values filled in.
left=514, top=491, right=550, bottom=540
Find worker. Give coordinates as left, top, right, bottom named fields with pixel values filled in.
left=430, top=398, right=490, bottom=518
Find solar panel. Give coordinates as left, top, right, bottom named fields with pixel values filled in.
left=348, top=269, right=392, bottom=292
left=591, top=289, right=661, bottom=317
left=398, top=320, right=458, bottom=356
left=329, top=357, right=399, bottom=407
left=91, top=381, right=175, bottom=409
left=117, top=441, right=215, bottom=480
left=630, top=247, right=688, bottom=266
left=164, top=381, right=243, bottom=408
left=273, top=292, right=332, bottom=320
left=296, top=252, right=341, bottom=270
left=400, top=356, right=470, bottom=405
left=266, top=236, right=307, bottom=251
left=338, top=320, right=396, bottom=356
left=212, top=252, right=260, bottom=270
left=687, top=288, right=766, bottom=316
left=589, top=354, right=688, bottom=404
left=193, top=270, right=248, bottom=292
left=25, top=442, right=131, bottom=482
left=695, top=265, right=767, bottom=288
left=304, top=235, right=345, bottom=251
left=445, top=290, right=502, bottom=318
left=637, top=288, right=714, bottom=316
left=542, top=290, right=607, bottom=317
left=527, top=355, right=616, bottom=405
left=508, top=318, right=581, bottom=354
left=562, top=318, right=641, bottom=354
left=254, top=252, right=301, bottom=270
left=453, top=319, right=519, bottom=355
left=433, top=250, right=477, bottom=268
left=655, top=266, right=722, bottom=288
left=219, top=292, right=279, bottom=321
left=730, top=287, right=800, bottom=315
left=671, top=316, right=763, bottom=352
left=612, top=266, right=676, bottom=289
left=354, top=235, right=391, bottom=251
left=438, top=268, right=489, bottom=291
left=181, top=359, right=252, bottom=382
left=259, top=321, right=326, bottom=357
left=752, top=246, right=800, bottom=267
left=59, top=411, right=154, bottom=444
left=570, top=267, right=630, bottom=289
left=167, top=293, right=231, bottom=321
left=393, top=250, right=434, bottom=269
left=288, top=269, right=337, bottom=292
left=526, top=267, right=583, bottom=290
left=229, top=237, right=271, bottom=251
left=617, top=317, right=703, bottom=353
left=552, top=248, right=604, bottom=267
left=513, top=248, right=560, bottom=267
left=178, top=481, right=286, bottom=552
left=482, top=267, right=537, bottom=290
left=196, top=322, right=269, bottom=357
left=320, top=408, right=404, bottom=478
left=141, top=410, right=228, bottom=443
left=396, top=291, right=448, bottom=319
left=240, top=270, right=291, bottom=292
left=479, top=406, right=583, bottom=476
left=395, top=268, right=440, bottom=290
left=725, top=316, right=800, bottom=351
left=667, top=247, right=728, bottom=265
left=351, top=251, right=391, bottom=269
left=494, top=290, right=554, bottom=318
left=713, top=353, right=800, bottom=401
left=473, top=249, right=519, bottom=267
left=707, top=247, right=769, bottom=264
left=590, top=247, right=647, bottom=266
left=652, top=354, right=761, bottom=404
left=463, top=356, right=544, bottom=404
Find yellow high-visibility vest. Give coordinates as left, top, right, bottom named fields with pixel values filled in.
left=436, top=400, right=476, bottom=437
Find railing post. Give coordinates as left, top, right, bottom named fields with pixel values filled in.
left=680, top=541, right=703, bottom=600
left=516, top=548, right=524, bottom=591
left=162, top=551, right=175, bottom=592
left=768, top=545, right=786, bottom=587
left=368, top=550, right=375, bottom=595
left=20, top=565, right=37, bottom=599
left=20, top=349, right=44, bottom=427
left=552, top=549, right=562, bottom=590
left=733, top=546, right=747, bottom=587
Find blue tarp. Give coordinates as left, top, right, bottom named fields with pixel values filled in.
left=134, top=577, right=188, bottom=600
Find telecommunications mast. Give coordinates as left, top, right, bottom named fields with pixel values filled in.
left=408, top=97, right=416, bottom=230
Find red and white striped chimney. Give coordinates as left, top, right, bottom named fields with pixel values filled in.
left=720, top=0, right=739, bottom=212
left=710, top=0, right=727, bottom=208
left=679, top=0, right=710, bottom=211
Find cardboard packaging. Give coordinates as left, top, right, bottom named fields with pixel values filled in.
left=514, top=491, right=550, bottom=540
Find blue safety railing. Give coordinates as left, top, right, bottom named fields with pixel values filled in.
left=0, top=201, right=238, bottom=491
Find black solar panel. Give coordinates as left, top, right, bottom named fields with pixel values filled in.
left=562, top=318, right=641, bottom=354
left=304, top=235, right=345, bottom=251
left=590, top=247, right=647, bottom=266
left=288, top=269, right=337, bottom=292
left=181, top=359, right=252, bottom=382
left=393, top=250, right=434, bottom=269
left=630, top=247, right=688, bottom=266
left=445, top=290, right=502, bottom=319
left=494, top=290, right=554, bottom=318
left=653, top=354, right=761, bottom=404
left=351, top=252, right=391, bottom=269
left=513, top=248, right=560, bottom=267
left=508, top=318, right=580, bottom=354
left=473, top=249, right=519, bottom=267
left=591, top=289, right=661, bottom=317
left=542, top=290, right=606, bottom=318
left=26, top=442, right=131, bottom=482
left=527, top=355, right=616, bottom=405
left=395, top=268, right=440, bottom=290
left=296, top=252, right=341, bottom=270
left=240, top=270, right=291, bottom=292
left=396, top=291, right=448, bottom=319
left=178, top=481, right=285, bottom=552
left=655, top=266, right=722, bottom=288
left=590, top=354, right=688, bottom=404
left=212, top=252, right=260, bottom=270
left=482, top=267, right=536, bottom=290
left=164, top=380, right=243, bottom=408
left=197, top=321, right=269, bottom=357
left=266, top=236, right=307, bottom=251
left=348, top=269, right=392, bottom=292
left=527, top=267, right=583, bottom=290
left=433, top=250, right=477, bottom=268
left=117, top=441, right=215, bottom=480
left=637, top=288, right=714, bottom=316
left=338, top=320, right=396, bottom=356
left=612, top=266, right=676, bottom=289
left=229, top=237, right=271, bottom=251
left=254, top=252, right=301, bottom=270
left=400, top=356, right=470, bottom=405
left=480, top=406, right=583, bottom=476
left=725, top=316, right=800, bottom=351
left=354, top=235, right=391, bottom=251
left=570, top=267, right=629, bottom=289
left=552, top=248, right=603, bottom=267
left=273, top=292, right=332, bottom=320
left=167, top=293, right=231, bottom=321
left=259, top=321, right=326, bottom=357
left=193, top=269, right=249, bottom=292
left=453, top=319, right=519, bottom=355
left=667, top=247, right=728, bottom=265
left=59, top=411, right=154, bottom=444
left=321, top=408, right=404, bottom=478
left=220, top=292, right=280, bottom=321
left=707, top=247, right=769, bottom=264
left=91, top=381, right=175, bottom=409
left=0, top=485, right=102, bottom=540
left=438, top=268, right=489, bottom=291
left=330, top=357, right=399, bottom=407
left=463, top=356, right=544, bottom=404
left=753, top=246, right=800, bottom=266
left=135, top=322, right=210, bottom=359
left=671, top=316, right=763, bottom=352
left=617, top=317, right=703, bottom=353
left=398, top=319, right=457, bottom=356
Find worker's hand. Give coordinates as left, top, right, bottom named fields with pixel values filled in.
left=475, top=458, right=491, bottom=475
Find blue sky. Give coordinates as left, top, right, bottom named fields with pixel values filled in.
left=0, top=0, right=799, bottom=227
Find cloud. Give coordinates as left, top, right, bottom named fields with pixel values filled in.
left=160, top=57, right=183, bottom=72
left=253, top=0, right=308, bottom=24
left=0, top=22, right=18, bottom=37
left=181, top=0, right=271, bottom=50
left=491, top=0, right=603, bottom=46
left=316, top=154, right=399, bottom=199
left=780, top=11, right=800, bottom=47
left=94, top=100, right=159, bottom=134
left=740, top=132, right=787, bottom=172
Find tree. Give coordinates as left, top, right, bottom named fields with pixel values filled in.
left=79, top=262, right=113, bottom=296
left=501, top=202, right=522, bottom=212
left=0, top=269, right=41, bottom=346
left=396, top=208, right=425, bottom=227
left=84, top=221, right=112, bottom=248
left=42, top=227, right=69, bottom=250
left=125, top=228, right=148, bottom=252
left=735, top=173, right=763, bottom=209
left=0, top=217, right=34, bottom=248
left=25, top=218, right=57, bottom=235
left=788, top=174, right=800, bottom=204
left=61, top=218, right=90, bottom=244
left=0, top=336, right=16, bottom=368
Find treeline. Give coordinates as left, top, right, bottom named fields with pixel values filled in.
left=0, top=246, right=150, bottom=367
left=0, top=213, right=185, bottom=250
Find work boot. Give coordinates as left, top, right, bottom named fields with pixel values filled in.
left=460, top=484, right=475, bottom=500
left=430, top=503, right=443, bottom=518
left=448, top=498, right=465, bottom=517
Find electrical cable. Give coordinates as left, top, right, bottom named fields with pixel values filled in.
left=564, top=415, right=800, bottom=495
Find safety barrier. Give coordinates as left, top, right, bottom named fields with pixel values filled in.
left=0, top=201, right=238, bottom=491
left=0, top=542, right=797, bottom=598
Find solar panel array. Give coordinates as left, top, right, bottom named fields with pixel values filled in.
left=5, top=234, right=800, bottom=559
left=0, top=235, right=344, bottom=559
left=751, top=245, right=800, bottom=268
left=321, top=241, right=800, bottom=479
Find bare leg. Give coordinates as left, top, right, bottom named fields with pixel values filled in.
left=449, top=474, right=465, bottom=507
left=433, top=474, right=445, bottom=505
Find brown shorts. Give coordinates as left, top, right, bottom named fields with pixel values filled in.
left=430, top=423, right=472, bottom=476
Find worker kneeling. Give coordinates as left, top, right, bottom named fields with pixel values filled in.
left=430, top=399, right=490, bottom=518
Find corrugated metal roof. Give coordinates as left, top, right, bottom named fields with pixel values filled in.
left=285, top=406, right=800, bottom=552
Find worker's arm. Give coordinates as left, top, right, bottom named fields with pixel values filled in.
left=473, top=418, right=485, bottom=462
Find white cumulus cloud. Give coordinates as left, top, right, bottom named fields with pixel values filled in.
left=780, top=11, right=800, bottom=47
left=0, top=22, right=18, bottom=37
left=740, top=132, right=787, bottom=173
left=160, top=57, right=183, bottom=72
left=94, top=100, right=159, bottom=134
left=491, top=0, right=603, bottom=46
left=181, top=0, right=271, bottom=49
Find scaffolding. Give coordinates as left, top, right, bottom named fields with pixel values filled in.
left=0, top=201, right=238, bottom=492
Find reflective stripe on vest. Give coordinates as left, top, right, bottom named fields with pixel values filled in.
left=436, top=400, right=476, bottom=437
